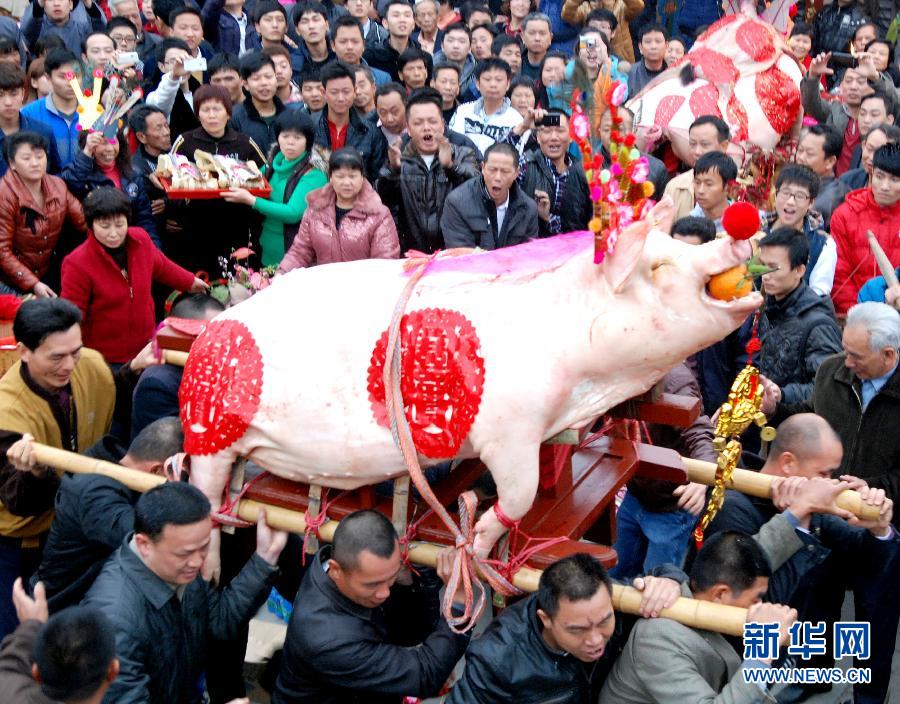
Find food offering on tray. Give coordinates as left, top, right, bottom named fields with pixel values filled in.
left=156, top=151, right=270, bottom=197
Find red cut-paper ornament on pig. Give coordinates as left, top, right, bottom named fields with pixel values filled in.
left=689, top=84, right=721, bottom=119
left=726, top=93, right=749, bottom=143
left=367, top=308, right=484, bottom=459
left=755, top=65, right=801, bottom=135
left=165, top=317, right=209, bottom=337
left=180, top=319, right=263, bottom=455
left=722, top=202, right=760, bottom=241
left=654, top=94, right=684, bottom=128
left=736, top=21, right=776, bottom=62
left=689, top=48, right=738, bottom=85
left=696, top=12, right=739, bottom=43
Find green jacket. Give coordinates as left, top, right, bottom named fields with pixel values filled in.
left=254, top=151, right=327, bottom=267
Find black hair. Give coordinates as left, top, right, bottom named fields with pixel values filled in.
left=539, top=49, right=569, bottom=78
left=34, top=35, right=65, bottom=58
left=331, top=14, right=365, bottom=41
left=866, top=122, right=900, bottom=145
left=128, top=417, right=184, bottom=463
left=492, top=33, right=523, bottom=56
left=671, top=215, right=716, bottom=243
left=759, top=226, right=810, bottom=270
left=33, top=607, right=115, bottom=702
left=133, top=482, right=211, bottom=541
left=332, top=509, right=398, bottom=570
left=83, top=187, right=132, bottom=227
left=853, top=20, right=878, bottom=42
left=208, top=52, right=241, bottom=77
left=44, top=48, right=79, bottom=75
left=463, top=3, right=492, bottom=23
left=405, top=86, right=444, bottom=115
left=375, top=80, right=407, bottom=102
left=77, top=128, right=132, bottom=176
left=81, top=30, right=113, bottom=56
left=433, top=61, right=460, bottom=79
left=155, top=37, right=190, bottom=65
left=537, top=553, right=612, bottom=618
left=397, top=47, right=432, bottom=82
left=776, top=163, right=820, bottom=200
left=253, top=0, right=287, bottom=24
left=484, top=140, right=519, bottom=164
left=873, top=142, right=900, bottom=177
left=239, top=51, right=276, bottom=80
left=521, top=11, right=551, bottom=32
left=152, top=0, right=183, bottom=28
left=865, top=38, right=895, bottom=67
left=638, top=22, right=667, bottom=42
left=127, top=104, right=166, bottom=137
left=293, top=1, right=329, bottom=25
left=789, top=21, right=813, bottom=38
left=802, top=123, right=842, bottom=160
left=320, top=60, right=356, bottom=87
left=383, top=0, right=415, bottom=15
left=689, top=531, right=772, bottom=595
left=475, top=56, right=512, bottom=80
left=168, top=5, right=202, bottom=28
left=274, top=108, right=316, bottom=145
left=585, top=7, right=617, bottom=31
left=694, top=150, right=737, bottom=183
left=0, top=63, right=24, bottom=92
left=443, top=21, right=471, bottom=39
left=860, top=86, right=896, bottom=119
left=5, top=130, right=48, bottom=163
left=13, top=298, right=82, bottom=352
left=299, top=65, right=323, bottom=86
left=328, top=146, right=365, bottom=173
left=508, top=73, right=536, bottom=97
left=106, top=16, right=138, bottom=38
left=168, top=292, right=225, bottom=319
left=471, top=22, right=497, bottom=39
left=690, top=114, right=730, bottom=142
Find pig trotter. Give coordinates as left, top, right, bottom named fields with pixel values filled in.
left=473, top=506, right=509, bottom=558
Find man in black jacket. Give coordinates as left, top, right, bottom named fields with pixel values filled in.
left=82, top=482, right=286, bottom=704
left=273, top=509, right=470, bottom=703
left=444, top=552, right=685, bottom=704
left=441, top=141, right=538, bottom=249
left=377, top=88, right=479, bottom=253
left=31, top=417, right=184, bottom=613
left=756, top=227, right=843, bottom=408
left=230, top=51, right=289, bottom=154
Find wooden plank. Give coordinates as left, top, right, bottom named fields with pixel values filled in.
left=607, top=392, right=701, bottom=428
left=156, top=324, right=196, bottom=353
left=634, top=443, right=690, bottom=483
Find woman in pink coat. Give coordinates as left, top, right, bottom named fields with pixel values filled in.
left=278, top=148, right=400, bottom=273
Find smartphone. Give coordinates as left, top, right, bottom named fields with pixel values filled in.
left=116, top=51, right=139, bottom=67
left=831, top=52, right=858, bottom=69
left=538, top=113, right=561, bottom=127
left=183, top=57, right=207, bottom=72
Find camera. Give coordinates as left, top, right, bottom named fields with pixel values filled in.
left=580, top=37, right=598, bottom=50
left=537, top=114, right=561, bottom=127
left=830, top=52, right=858, bottom=69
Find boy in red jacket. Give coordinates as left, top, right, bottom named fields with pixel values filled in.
left=61, top=188, right=208, bottom=365
left=830, top=143, right=900, bottom=316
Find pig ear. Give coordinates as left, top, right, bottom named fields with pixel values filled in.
left=602, top=198, right=674, bottom=293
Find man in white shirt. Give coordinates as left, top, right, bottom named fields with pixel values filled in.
left=449, top=56, right=521, bottom=157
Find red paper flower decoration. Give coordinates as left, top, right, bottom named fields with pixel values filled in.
left=0, top=294, right=22, bottom=321
left=722, top=202, right=760, bottom=241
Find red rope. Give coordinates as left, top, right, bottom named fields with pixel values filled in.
left=211, top=470, right=270, bottom=528
left=398, top=506, right=435, bottom=576
left=301, top=488, right=347, bottom=565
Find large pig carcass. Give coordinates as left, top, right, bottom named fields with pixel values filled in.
left=182, top=199, right=761, bottom=559
left=627, top=4, right=803, bottom=165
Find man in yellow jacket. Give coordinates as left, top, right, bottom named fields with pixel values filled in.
left=0, top=298, right=154, bottom=638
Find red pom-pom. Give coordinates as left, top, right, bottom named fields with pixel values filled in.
left=624, top=133, right=637, bottom=147
left=788, top=3, right=798, bottom=18
left=745, top=338, right=762, bottom=356
left=0, top=294, right=22, bottom=321
left=610, top=130, right=621, bottom=144
left=722, top=201, right=760, bottom=240
left=83, top=89, right=92, bottom=98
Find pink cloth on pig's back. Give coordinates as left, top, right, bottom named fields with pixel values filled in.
left=422, top=231, right=593, bottom=279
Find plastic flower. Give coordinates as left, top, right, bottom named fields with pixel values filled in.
left=630, top=157, right=650, bottom=184
left=610, top=82, right=627, bottom=107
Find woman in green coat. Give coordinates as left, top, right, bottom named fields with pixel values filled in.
left=223, top=110, right=327, bottom=266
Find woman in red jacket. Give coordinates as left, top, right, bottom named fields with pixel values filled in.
left=278, top=148, right=400, bottom=273
left=61, top=188, right=208, bottom=365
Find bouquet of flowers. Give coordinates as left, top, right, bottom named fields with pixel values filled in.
left=210, top=248, right=276, bottom=307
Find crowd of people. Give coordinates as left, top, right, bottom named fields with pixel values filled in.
left=0, top=0, right=897, bottom=702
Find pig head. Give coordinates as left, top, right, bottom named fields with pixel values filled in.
left=183, top=198, right=761, bottom=562
left=626, top=4, right=803, bottom=165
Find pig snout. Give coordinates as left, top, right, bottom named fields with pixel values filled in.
left=694, top=236, right=754, bottom=280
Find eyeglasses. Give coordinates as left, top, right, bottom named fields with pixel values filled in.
left=775, top=189, right=811, bottom=204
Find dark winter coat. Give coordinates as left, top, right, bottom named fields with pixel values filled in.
left=812, top=1, right=869, bottom=55
left=82, top=539, right=278, bottom=704
left=60, top=151, right=159, bottom=247
left=519, top=151, right=592, bottom=236
left=376, top=135, right=480, bottom=253
left=202, top=0, right=262, bottom=56
left=229, top=97, right=290, bottom=155
left=440, top=177, right=539, bottom=250
left=757, top=282, right=843, bottom=406
left=313, top=109, right=388, bottom=184
left=363, top=35, right=421, bottom=81
left=273, top=546, right=470, bottom=704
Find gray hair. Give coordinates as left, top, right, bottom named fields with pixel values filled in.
left=109, top=0, right=137, bottom=12
left=846, top=302, right=900, bottom=352
left=522, top=12, right=552, bottom=32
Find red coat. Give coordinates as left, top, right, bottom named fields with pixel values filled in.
left=61, top=227, right=195, bottom=363
left=830, top=188, right=900, bottom=315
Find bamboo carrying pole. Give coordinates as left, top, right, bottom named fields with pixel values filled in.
left=682, top=458, right=881, bottom=522
left=28, top=443, right=751, bottom=634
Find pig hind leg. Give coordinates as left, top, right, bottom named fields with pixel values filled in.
left=190, top=450, right=239, bottom=583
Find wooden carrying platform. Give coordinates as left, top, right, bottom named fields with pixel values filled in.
left=158, top=323, right=697, bottom=570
